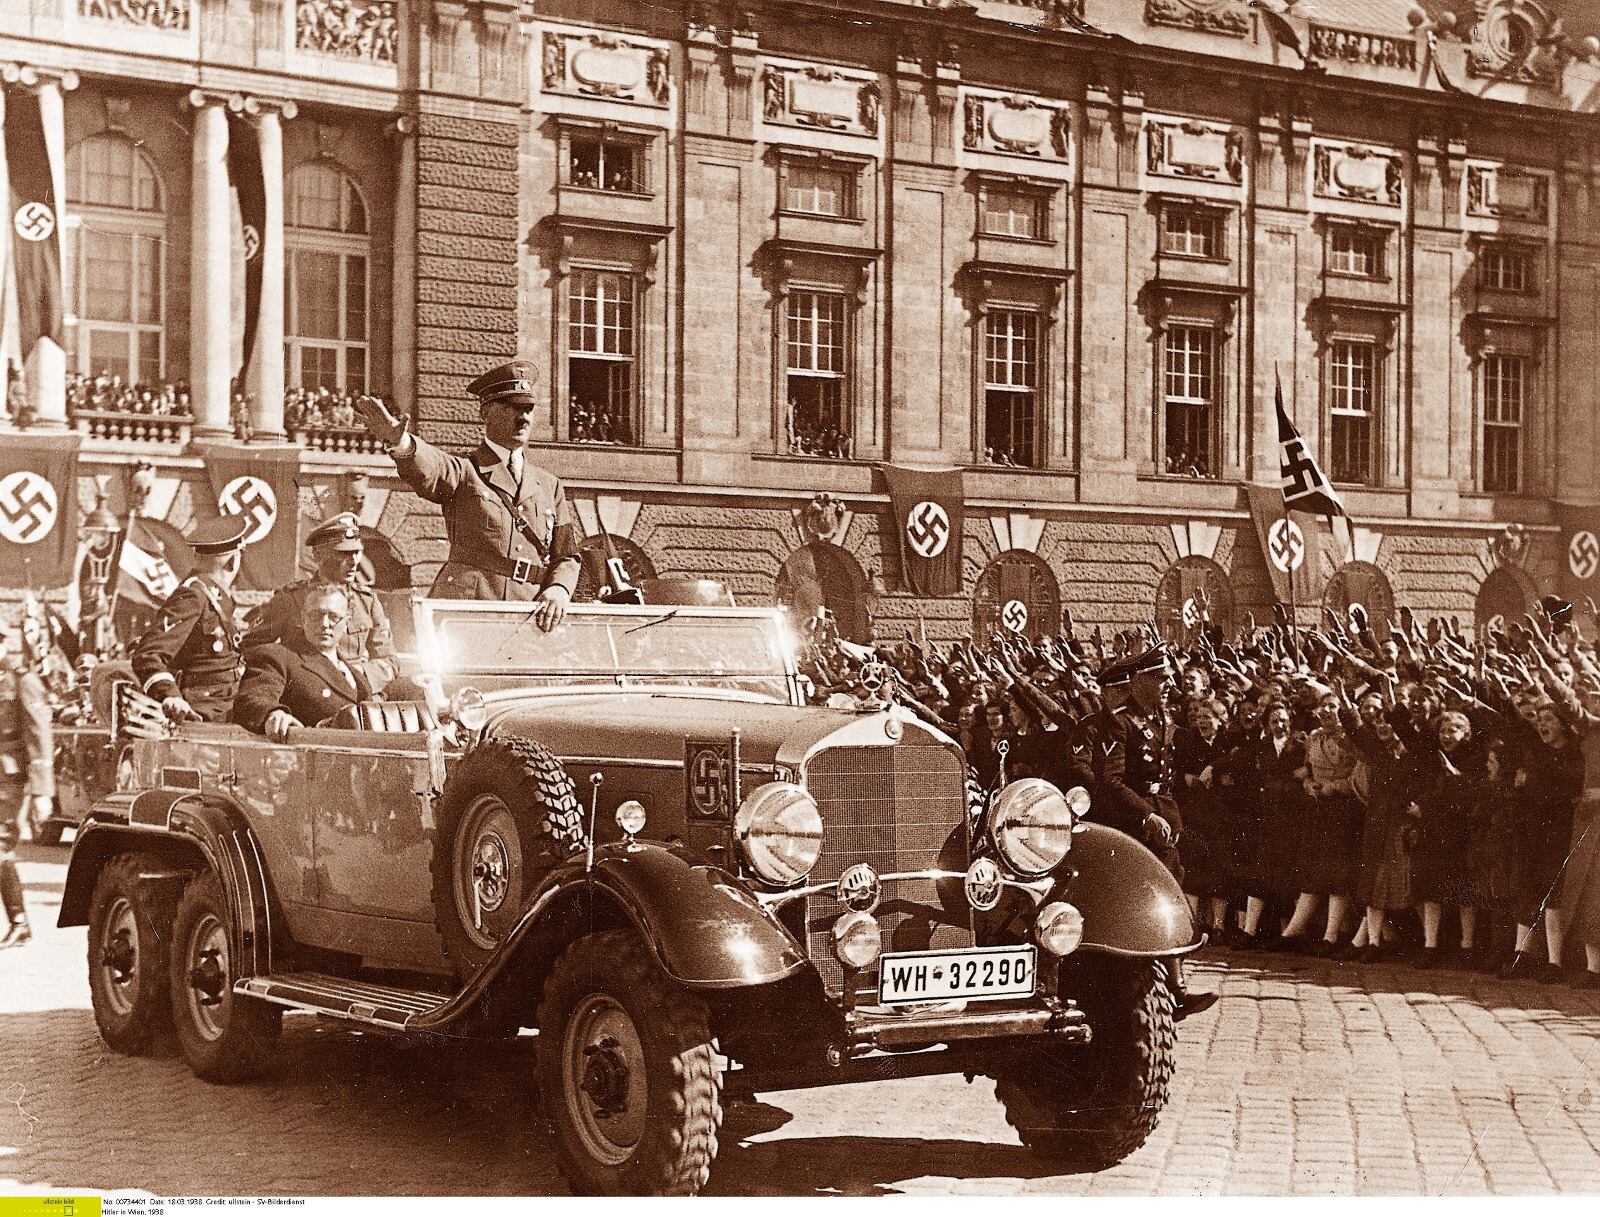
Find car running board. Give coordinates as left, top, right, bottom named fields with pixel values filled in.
left=236, top=972, right=453, bottom=1030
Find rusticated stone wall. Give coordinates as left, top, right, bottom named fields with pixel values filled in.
left=412, top=113, right=521, bottom=448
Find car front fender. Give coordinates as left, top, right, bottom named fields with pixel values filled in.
left=583, top=844, right=810, bottom=989
left=1050, top=822, right=1200, bottom=957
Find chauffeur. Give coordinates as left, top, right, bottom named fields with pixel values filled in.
left=1090, top=644, right=1185, bottom=883
left=131, top=515, right=251, bottom=723
left=243, top=513, right=399, bottom=695
left=353, top=362, right=582, bottom=631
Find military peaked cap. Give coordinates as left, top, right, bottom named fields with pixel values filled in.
left=188, top=514, right=251, bottom=556
left=467, top=360, right=539, bottom=408
left=1100, top=643, right=1172, bottom=688
left=307, top=512, right=363, bottom=552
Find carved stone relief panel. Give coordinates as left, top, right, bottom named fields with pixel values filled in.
left=295, top=0, right=396, bottom=62
left=1144, top=115, right=1244, bottom=189
left=1311, top=139, right=1404, bottom=212
left=961, top=90, right=1070, bottom=165
left=79, top=0, right=190, bottom=30
left=1465, top=162, right=1551, bottom=226
left=542, top=27, right=671, bottom=107
left=1466, top=0, right=1564, bottom=87
left=761, top=61, right=881, bottom=139
left=1143, top=0, right=1249, bottom=38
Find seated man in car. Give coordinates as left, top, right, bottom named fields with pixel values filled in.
left=234, top=585, right=373, bottom=742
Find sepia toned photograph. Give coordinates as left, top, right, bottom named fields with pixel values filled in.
left=2, top=0, right=1599, bottom=1202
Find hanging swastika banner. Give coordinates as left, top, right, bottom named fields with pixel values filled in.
left=881, top=464, right=965, bottom=596
left=1245, top=484, right=1322, bottom=608
left=0, top=437, right=80, bottom=587
left=1556, top=504, right=1600, bottom=604
left=204, top=450, right=301, bottom=591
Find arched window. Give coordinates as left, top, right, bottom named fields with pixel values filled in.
left=1323, top=560, right=1395, bottom=638
left=575, top=534, right=658, bottom=602
left=66, top=134, right=165, bottom=384
left=286, top=162, right=370, bottom=392
left=1475, top=566, right=1536, bottom=637
left=776, top=542, right=871, bottom=644
left=1154, top=556, right=1233, bottom=644
left=973, top=550, right=1060, bottom=640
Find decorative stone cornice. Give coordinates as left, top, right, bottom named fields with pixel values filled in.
left=0, top=64, right=80, bottom=93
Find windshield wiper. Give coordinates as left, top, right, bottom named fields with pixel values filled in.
left=623, top=609, right=680, bottom=635
left=501, top=602, right=546, bottom=658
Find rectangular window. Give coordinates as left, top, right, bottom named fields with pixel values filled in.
left=1480, top=243, right=1533, bottom=293
left=72, top=224, right=164, bottom=383
left=981, top=187, right=1042, bottom=240
left=1328, top=340, right=1376, bottom=485
left=1482, top=353, right=1525, bottom=494
left=567, top=137, right=643, bottom=194
left=982, top=308, right=1040, bottom=466
left=1162, top=325, right=1216, bottom=477
left=785, top=289, right=850, bottom=458
left=1329, top=227, right=1382, bottom=278
left=568, top=269, right=637, bottom=445
left=1161, top=208, right=1222, bottom=259
left=783, top=162, right=851, bottom=218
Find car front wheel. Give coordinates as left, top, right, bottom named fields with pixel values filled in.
left=86, top=853, right=176, bottom=1054
left=169, top=871, right=282, bottom=1083
left=994, top=957, right=1176, bottom=1171
left=536, top=930, right=722, bottom=1196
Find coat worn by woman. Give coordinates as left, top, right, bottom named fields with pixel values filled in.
left=1551, top=696, right=1600, bottom=949
left=1245, top=730, right=1309, bottom=902
left=1411, top=739, right=1486, bottom=908
left=1345, top=716, right=1421, bottom=912
left=1297, top=726, right=1361, bottom=897
left=1502, top=711, right=1584, bottom=927
left=1173, top=724, right=1229, bottom=899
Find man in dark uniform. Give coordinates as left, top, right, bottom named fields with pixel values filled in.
left=243, top=513, right=399, bottom=695
left=1090, top=644, right=1185, bottom=882
left=131, top=515, right=250, bottom=723
left=0, top=628, right=52, bottom=948
left=352, top=362, right=581, bottom=630
left=234, top=585, right=371, bottom=741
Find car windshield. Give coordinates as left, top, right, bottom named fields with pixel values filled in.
left=413, top=601, right=799, bottom=701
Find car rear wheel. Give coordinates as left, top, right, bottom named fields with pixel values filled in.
left=86, top=853, right=177, bottom=1054
left=536, top=930, right=722, bottom=1196
left=994, top=957, right=1176, bottom=1171
left=169, top=871, right=282, bottom=1083
left=431, top=736, right=587, bottom=980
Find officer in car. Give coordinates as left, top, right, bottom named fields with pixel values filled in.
left=131, top=515, right=250, bottom=723
left=352, top=363, right=582, bottom=629
left=243, top=513, right=399, bottom=695
left=1090, top=644, right=1184, bottom=882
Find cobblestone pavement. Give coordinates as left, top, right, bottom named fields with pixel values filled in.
left=4, top=842, right=1600, bottom=1196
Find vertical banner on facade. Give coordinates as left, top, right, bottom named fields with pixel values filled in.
left=881, top=465, right=965, bottom=596
left=204, top=450, right=299, bottom=590
left=1244, top=483, right=1323, bottom=608
left=228, top=110, right=266, bottom=386
left=0, top=436, right=80, bottom=587
left=1555, top=503, right=1600, bottom=606
left=4, top=86, right=64, bottom=355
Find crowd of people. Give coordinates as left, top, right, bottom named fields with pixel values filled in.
left=798, top=596, right=1600, bottom=988
left=66, top=372, right=192, bottom=418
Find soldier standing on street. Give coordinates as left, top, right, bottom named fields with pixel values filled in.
left=131, top=516, right=251, bottom=723
left=352, top=362, right=581, bottom=630
left=1091, top=644, right=1185, bottom=883
left=0, top=629, right=53, bottom=949
left=243, top=512, right=399, bottom=695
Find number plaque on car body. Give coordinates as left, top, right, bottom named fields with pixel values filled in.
left=879, top=944, right=1037, bottom=1005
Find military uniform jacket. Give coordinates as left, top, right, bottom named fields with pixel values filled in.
left=1090, top=703, right=1183, bottom=840
left=131, top=574, right=244, bottom=722
left=243, top=580, right=398, bottom=692
left=233, top=640, right=372, bottom=734
left=0, top=667, right=53, bottom=797
left=394, top=436, right=582, bottom=602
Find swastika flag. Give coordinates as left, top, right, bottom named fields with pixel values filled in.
left=1555, top=503, right=1600, bottom=604
left=0, top=436, right=80, bottom=588
left=1276, top=374, right=1347, bottom=521
left=203, top=450, right=300, bottom=591
left=4, top=85, right=65, bottom=355
left=881, top=464, right=965, bottom=597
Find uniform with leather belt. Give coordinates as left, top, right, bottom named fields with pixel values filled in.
left=0, top=631, right=53, bottom=948
left=1090, top=645, right=1185, bottom=883
left=355, top=361, right=581, bottom=627
left=130, top=516, right=251, bottom=723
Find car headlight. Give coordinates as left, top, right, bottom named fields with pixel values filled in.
left=735, top=782, right=823, bottom=886
left=449, top=686, right=488, bottom=731
left=989, top=778, right=1076, bottom=876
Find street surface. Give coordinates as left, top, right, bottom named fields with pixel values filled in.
left=4, top=840, right=1600, bottom=1196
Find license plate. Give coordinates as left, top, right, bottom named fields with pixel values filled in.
left=878, top=945, right=1037, bottom=1005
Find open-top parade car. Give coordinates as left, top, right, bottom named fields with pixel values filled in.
left=59, top=600, right=1200, bottom=1195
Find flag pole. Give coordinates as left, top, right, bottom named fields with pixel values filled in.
left=1276, top=362, right=1299, bottom=659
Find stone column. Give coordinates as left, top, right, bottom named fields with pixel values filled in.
left=189, top=93, right=232, bottom=438
left=248, top=104, right=289, bottom=440
left=22, top=72, right=74, bottom=429
left=390, top=116, right=416, bottom=420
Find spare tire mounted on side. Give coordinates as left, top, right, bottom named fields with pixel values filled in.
left=430, top=735, right=588, bottom=980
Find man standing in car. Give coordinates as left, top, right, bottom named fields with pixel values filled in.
left=352, top=363, right=582, bottom=630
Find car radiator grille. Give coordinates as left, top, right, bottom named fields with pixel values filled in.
left=803, top=744, right=973, bottom=998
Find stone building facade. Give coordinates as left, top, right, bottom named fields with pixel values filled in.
left=3, top=0, right=1600, bottom=645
